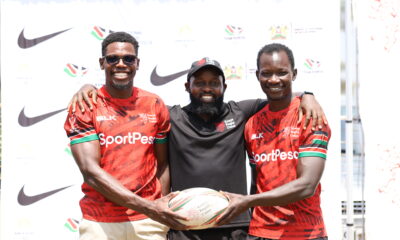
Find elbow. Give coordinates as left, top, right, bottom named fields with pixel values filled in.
left=80, top=167, right=100, bottom=186
left=82, top=172, right=96, bottom=186
left=82, top=173, right=95, bottom=186
left=299, top=182, right=318, bottom=199
left=303, top=186, right=316, bottom=199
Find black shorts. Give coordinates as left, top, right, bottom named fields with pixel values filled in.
left=168, top=226, right=248, bottom=240
left=247, top=235, right=328, bottom=240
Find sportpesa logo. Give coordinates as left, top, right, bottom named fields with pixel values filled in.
left=99, top=132, right=154, bottom=148
left=251, top=150, right=299, bottom=163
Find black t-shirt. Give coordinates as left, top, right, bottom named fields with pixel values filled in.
left=168, top=99, right=266, bottom=228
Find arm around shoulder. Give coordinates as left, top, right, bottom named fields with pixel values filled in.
left=297, top=91, right=328, bottom=130
left=68, top=84, right=99, bottom=113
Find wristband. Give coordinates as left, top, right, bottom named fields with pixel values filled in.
left=303, top=91, right=314, bottom=96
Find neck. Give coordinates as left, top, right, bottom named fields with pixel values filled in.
left=198, top=113, right=212, bottom=122
left=106, top=86, right=134, bottom=99
left=268, top=93, right=293, bottom=112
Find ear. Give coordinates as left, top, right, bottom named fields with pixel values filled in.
left=136, top=58, right=140, bottom=70
left=292, top=68, right=297, bottom=81
left=99, top=57, right=105, bottom=70
left=185, top=81, right=190, bottom=92
left=223, top=82, right=227, bottom=93
left=255, top=70, right=260, bottom=81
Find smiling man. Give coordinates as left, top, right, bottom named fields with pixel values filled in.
left=216, top=43, right=331, bottom=240
left=64, top=32, right=186, bottom=240
left=69, top=55, right=327, bottom=240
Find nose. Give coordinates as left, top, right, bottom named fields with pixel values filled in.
left=116, top=58, right=125, bottom=66
left=268, top=74, right=280, bottom=84
left=202, top=85, right=212, bottom=92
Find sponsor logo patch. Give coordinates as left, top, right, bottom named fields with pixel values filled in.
left=99, top=132, right=155, bottom=147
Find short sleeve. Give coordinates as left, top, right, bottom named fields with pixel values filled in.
left=64, top=109, right=99, bottom=145
left=154, top=97, right=171, bottom=144
left=299, top=121, right=331, bottom=159
left=237, top=99, right=267, bottom=120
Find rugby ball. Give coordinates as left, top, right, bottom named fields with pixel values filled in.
left=168, top=187, right=229, bottom=230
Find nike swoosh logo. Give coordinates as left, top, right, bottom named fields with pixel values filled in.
left=18, top=185, right=72, bottom=206
left=150, top=66, right=189, bottom=86
left=18, top=28, right=72, bottom=49
left=18, top=107, right=66, bottom=127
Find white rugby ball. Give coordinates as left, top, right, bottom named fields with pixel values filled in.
left=168, top=187, right=229, bottom=230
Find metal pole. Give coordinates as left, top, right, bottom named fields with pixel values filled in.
left=345, top=0, right=355, bottom=239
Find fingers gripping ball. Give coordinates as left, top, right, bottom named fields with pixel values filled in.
left=168, top=187, right=229, bottom=230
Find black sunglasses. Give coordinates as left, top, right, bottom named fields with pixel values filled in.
left=104, top=55, right=137, bottom=65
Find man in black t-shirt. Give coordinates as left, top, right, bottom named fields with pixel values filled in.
left=167, top=58, right=264, bottom=239
left=69, top=57, right=325, bottom=240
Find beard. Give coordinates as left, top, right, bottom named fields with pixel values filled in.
left=111, top=79, right=133, bottom=90
left=189, top=93, right=224, bottom=119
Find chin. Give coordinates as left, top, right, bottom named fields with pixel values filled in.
left=266, top=93, right=293, bottom=102
left=267, top=95, right=283, bottom=100
left=201, top=100, right=216, bottom=104
left=111, top=80, right=133, bottom=90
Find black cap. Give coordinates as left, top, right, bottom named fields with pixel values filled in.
left=187, top=57, right=225, bottom=82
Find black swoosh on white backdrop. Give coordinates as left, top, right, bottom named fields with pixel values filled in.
left=18, top=107, right=66, bottom=127
left=18, top=185, right=72, bottom=206
left=18, top=28, right=72, bottom=49
left=150, top=66, right=189, bottom=86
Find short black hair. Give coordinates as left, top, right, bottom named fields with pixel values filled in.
left=256, top=43, right=295, bottom=70
left=101, top=31, right=139, bottom=56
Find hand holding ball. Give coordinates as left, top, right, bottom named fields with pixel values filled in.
left=168, top=187, right=229, bottom=230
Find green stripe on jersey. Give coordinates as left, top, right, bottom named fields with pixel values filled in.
left=299, top=152, right=327, bottom=159
left=312, top=139, right=328, bottom=146
left=71, top=134, right=99, bottom=145
left=154, top=138, right=168, bottom=144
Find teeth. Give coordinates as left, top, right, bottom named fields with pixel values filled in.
left=114, top=73, right=128, bottom=78
left=201, top=95, right=214, bottom=101
left=269, top=87, right=282, bottom=92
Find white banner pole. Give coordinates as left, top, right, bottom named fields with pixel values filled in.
left=345, top=0, right=355, bottom=239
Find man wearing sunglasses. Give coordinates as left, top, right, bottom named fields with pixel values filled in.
left=64, top=31, right=186, bottom=240
left=69, top=56, right=327, bottom=239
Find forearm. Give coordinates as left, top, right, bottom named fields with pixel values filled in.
left=154, top=142, right=170, bottom=196
left=247, top=177, right=316, bottom=208
left=158, top=164, right=171, bottom=196
left=82, top=166, right=153, bottom=213
left=294, top=91, right=314, bottom=98
left=294, top=91, right=304, bottom=97
left=71, top=142, right=153, bottom=214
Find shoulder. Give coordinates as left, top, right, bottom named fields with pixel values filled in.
left=235, top=99, right=267, bottom=113
left=236, top=99, right=264, bottom=106
left=135, top=87, right=167, bottom=105
left=135, top=87, right=161, bottom=99
left=246, top=103, right=269, bottom=124
left=64, top=107, right=95, bottom=133
left=168, top=104, right=181, bottom=111
left=168, top=105, right=184, bottom=118
left=225, top=100, right=254, bottom=110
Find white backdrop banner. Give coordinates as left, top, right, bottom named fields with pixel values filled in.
left=0, top=0, right=341, bottom=239
left=357, top=0, right=400, bottom=239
